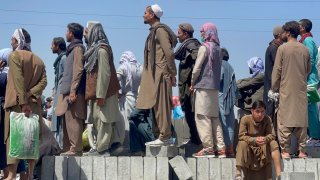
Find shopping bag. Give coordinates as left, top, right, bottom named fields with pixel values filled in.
left=9, top=112, right=39, bottom=159
left=307, top=83, right=320, bottom=103
left=173, top=105, right=185, bottom=120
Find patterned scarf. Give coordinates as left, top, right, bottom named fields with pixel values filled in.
left=175, top=38, right=201, bottom=60
left=201, top=23, right=220, bottom=69
left=247, top=57, right=264, bottom=78
left=84, top=23, right=110, bottom=73
left=12, top=29, right=31, bottom=51
left=119, top=51, right=141, bottom=85
left=299, top=32, right=313, bottom=43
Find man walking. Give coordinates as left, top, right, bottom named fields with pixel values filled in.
left=175, top=23, right=201, bottom=146
left=272, top=21, right=310, bottom=158
left=57, top=23, right=86, bottom=156
left=136, top=4, right=178, bottom=146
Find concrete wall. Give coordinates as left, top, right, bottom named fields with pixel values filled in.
left=41, top=156, right=320, bottom=180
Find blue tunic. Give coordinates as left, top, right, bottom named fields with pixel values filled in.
left=303, top=37, right=320, bottom=138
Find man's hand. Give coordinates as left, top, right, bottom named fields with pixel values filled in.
left=171, top=76, right=177, bottom=87
left=96, top=98, right=105, bottom=106
left=68, top=92, right=77, bottom=104
left=255, top=136, right=265, bottom=146
left=21, top=104, right=32, bottom=117
left=189, top=85, right=194, bottom=92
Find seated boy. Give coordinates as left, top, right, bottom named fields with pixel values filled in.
left=235, top=100, right=281, bottom=180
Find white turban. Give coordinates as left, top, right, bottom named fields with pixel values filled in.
left=151, top=4, right=163, bottom=18
left=247, top=57, right=264, bottom=77
left=119, top=51, right=141, bottom=84
left=12, top=28, right=31, bottom=51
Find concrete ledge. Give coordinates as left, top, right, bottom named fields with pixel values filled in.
left=146, top=145, right=179, bottom=157
left=169, top=156, right=193, bottom=180
left=42, top=156, right=320, bottom=180
left=281, top=172, right=315, bottom=180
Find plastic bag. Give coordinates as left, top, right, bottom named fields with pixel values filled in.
left=9, top=112, right=39, bottom=159
left=173, top=105, right=185, bottom=120
left=82, top=128, right=89, bottom=149
left=307, top=83, right=320, bottom=103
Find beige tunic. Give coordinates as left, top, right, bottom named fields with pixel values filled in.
left=236, top=115, right=278, bottom=180
left=136, top=22, right=176, bottom=109
left=87, top=49, right=123, bottom=150
left=4, top=50, right=47, bottom=164
left=4, top=50, right=47, bottom=109
left=272, top=41, right=310, bottom=127
left=4, top=50, right=47, bottom=140
left=136, top=22, right=176, bottom=140
left=192, top=46, right=218, bottom=117
left=87, top=49, right=120, bottom=124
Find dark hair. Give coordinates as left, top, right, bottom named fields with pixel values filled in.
left=53, top=37, right=66, bottom=51
left=252, top=100, right=266, bottom=110
left=67, top=23, right=84, bottom=40
left=282, top=21, right=300, bottom=38
left=221, top=48, right=229, bottom=61
left=21, top=28, right=31, bottom=43
left=299, top=19, right=312, bottom=32
left=184, top=31, right=193, bottom=38
left=46, top=97, right=53, bottom=102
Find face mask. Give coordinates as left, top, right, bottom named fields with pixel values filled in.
left=201, top=37, right=205, bottom=42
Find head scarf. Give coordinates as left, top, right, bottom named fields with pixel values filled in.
left=119, top=51, right=141, bottom=84
left=0, top=48, right=12, bottom=74
left=12, top=29, right=31, bottom=51
left=247, top=57, right=264, bottom=77
left=200, top=22, right=220, bottom=69
left=84, top=22, right=110, bottom=72
left=201, top=23, right=220, bottom=45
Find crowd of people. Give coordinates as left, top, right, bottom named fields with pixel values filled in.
left=0, top=3, right=319, bottom=180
